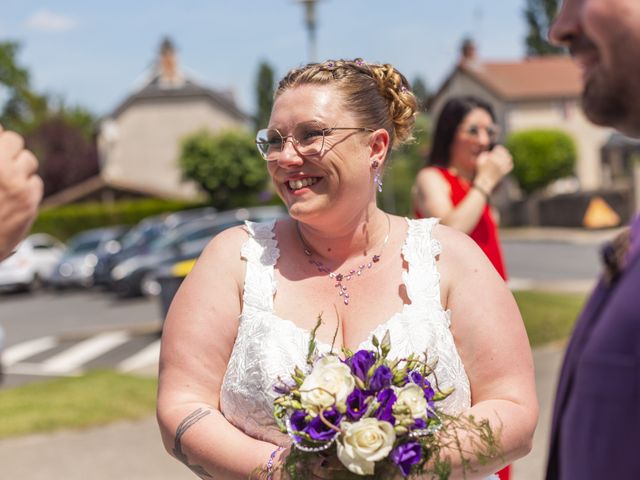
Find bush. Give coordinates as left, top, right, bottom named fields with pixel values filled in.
left=506, top=129, right=577, bottom=194
left=179, top=129, right=269, bottom=210
left=31, top=198, right=205, bottom=241
left=380, top=114, right=431, bottom=216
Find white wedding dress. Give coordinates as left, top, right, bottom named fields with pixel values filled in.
left=220, top=218, right=497, bottom=479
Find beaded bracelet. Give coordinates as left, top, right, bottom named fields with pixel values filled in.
left=266, top=446, right=284, bottom=480
left=472, top=183, right=491, bottom=202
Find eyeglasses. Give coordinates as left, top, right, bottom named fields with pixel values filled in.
left=463, top=124, right=500, bottom=141
left=255, top=124, right=374, bottom=161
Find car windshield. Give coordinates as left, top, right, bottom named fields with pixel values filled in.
left=148, top=221, right=238, bottom=253
left=67, top=237, right=102, bottom=254
left=120, top=224, right=163, bottom=250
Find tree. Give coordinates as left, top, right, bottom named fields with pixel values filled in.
left=380, top=114, right=431, bottom=215
left=254, top=61, right=275, bottom=131
left=26, top=113, right=99, bottom=197
left=0, top=41, right=48, bottom=133
left=524, top=0, right=564, bottom=56
left=412, top=76, right=430, bottom=113
left=506, top=129, right=576, bottom=194
left=179, top=129, right=270, bottom=210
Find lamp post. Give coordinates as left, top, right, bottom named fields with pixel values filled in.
left=296, top=0, right=322, bottom=63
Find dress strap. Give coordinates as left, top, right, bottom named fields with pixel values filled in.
left=240, top=220, right=280, bottom=312
left=401, top=218, right=444, bottom=312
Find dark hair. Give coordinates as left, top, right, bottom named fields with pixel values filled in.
left=427, top=96, right=496, bottom=167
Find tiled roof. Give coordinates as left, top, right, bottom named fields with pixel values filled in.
left=460, top=55, right=582, bottom=101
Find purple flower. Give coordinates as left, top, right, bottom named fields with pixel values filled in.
left=374, top=388, right=397, bottom=424
left=348, top=350, right=376, bottom=381
left=369, top=365, right=392, bottom=391
left=407, top=371, right=435, bottom=405
left=408, top=371, right=424, bottom=386
left=412, top=418, right=427, bottom=430
left=289, top=410, right=308, bottom=442
left=390, top=441, right=422, bottom=477
left=307, top=407, right=342, bottom=441
left=346, top=389, right=368, bottom=421
left=424, top=383, right=435, bottom=403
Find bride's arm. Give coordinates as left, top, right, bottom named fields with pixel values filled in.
left=157, top=226, right=278, bottom=479
left=432, top=225, right=539, bottom=479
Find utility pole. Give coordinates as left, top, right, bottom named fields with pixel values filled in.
left=295, top=0, right=322, bottom=63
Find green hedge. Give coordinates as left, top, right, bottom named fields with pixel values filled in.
left=506, top=129, right=577, bottom=194
left=31, top=199, right=206, bottom=241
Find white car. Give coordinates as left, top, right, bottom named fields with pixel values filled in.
left=0, top=234, right=66, bottom=291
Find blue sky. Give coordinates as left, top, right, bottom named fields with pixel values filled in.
left=0, top=1, right=526, bottom=118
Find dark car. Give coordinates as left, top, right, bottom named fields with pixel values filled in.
left=110, top=206, right=286, bottom=298
left=152, top=206, right=288, bottom=318
left=48, top=226, right=130, bottom=289
left=92, top=207, right=216, bottom=287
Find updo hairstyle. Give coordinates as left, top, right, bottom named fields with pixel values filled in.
left=276, top=59, right=417, bottom=153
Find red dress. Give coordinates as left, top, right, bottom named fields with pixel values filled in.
left=415, top=167, right=507, bottom=280
left=415, top=167, right=510, bottom=480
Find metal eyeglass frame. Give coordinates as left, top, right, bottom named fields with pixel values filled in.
left=255, top=126, right=375, bottom=161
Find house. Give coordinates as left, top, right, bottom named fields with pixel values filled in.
left=44, top=38, right=250, bottom=206
left=430, top=40, right=612, bottom=192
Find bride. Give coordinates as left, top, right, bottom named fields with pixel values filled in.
left=157, top=59, right=538, bottom=479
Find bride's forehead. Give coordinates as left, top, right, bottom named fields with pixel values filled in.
left=270, top=85, right=349, bottom=125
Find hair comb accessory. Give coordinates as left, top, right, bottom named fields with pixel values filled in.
left=355, top=59, right=365, bottom=66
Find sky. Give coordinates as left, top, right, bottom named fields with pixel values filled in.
left=0, top=1, right=527, bottom=119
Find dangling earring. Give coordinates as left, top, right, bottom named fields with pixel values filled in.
left=371, top=160, right=383, bottom=193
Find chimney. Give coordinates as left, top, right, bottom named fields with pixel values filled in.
left=459, top=37, right=477, bottom=65
left=158, top=37, right=184, bottom=88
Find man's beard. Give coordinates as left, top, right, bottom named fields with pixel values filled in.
left=579, top=44, right=640, bottom=136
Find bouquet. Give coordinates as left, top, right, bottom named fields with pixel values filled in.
left=270, top=316, right=500, bottom=479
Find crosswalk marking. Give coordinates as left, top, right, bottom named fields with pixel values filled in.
left=2, top=336, right=58, bottom=367
left=40, top=331, right=131, bottom=374
left=117, top=339, right=161, bottom=373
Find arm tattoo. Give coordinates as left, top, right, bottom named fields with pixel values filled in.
left=173, top=408, right=214, bottom=479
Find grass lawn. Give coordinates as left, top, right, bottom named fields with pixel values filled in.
left=513, top=290, right=587, bottom=347
left=0, top=289, right=585, bottom=438
left=0, top=370, right=157, bottom=438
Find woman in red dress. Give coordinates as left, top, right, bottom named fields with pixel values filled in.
left=413, top=96, right=515, bottom=479
left=413, top=96, right=512, bottom=280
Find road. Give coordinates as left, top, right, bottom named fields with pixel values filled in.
left=0, top=236, right=605, bottom=388
left=0, top=289, right=161, bottom=388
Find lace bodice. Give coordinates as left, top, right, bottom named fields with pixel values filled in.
left=219, top=218, right=472, bottom=447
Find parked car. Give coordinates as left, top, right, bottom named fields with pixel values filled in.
left=92, top=207, right=216, bottom=288
left=111, top=206, right=286, bottom=298
left=0, top=233, right=65, bottom=292
left=48, top=226, right=129, bottom=289
left=152, top=206, right=288, bottom=318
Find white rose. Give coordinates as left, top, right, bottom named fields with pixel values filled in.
left=300, top=355, right=355, bottom=413
left=336, top=418, right=396, bottom=475
left=395, top=383, right=428, bottom=418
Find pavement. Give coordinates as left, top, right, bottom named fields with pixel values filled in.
left=0, top=226, right=610, bottom=480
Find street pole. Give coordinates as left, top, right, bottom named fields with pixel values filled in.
left=296, top=0, right=321, bottom=63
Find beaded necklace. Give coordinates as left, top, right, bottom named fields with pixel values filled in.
left=295, top=214, right=391, bottom=305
